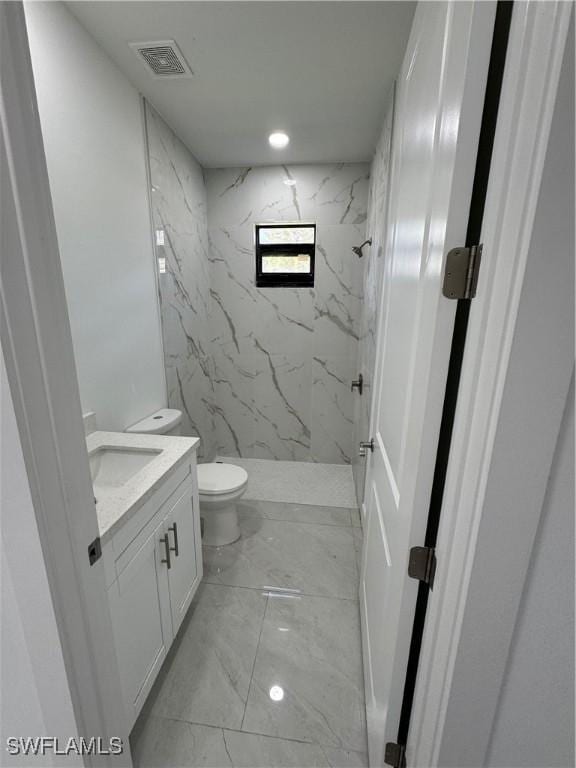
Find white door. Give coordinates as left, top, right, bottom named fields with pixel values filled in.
left=359, top=3, right=496, bottom=764
left=166, top=485, right=202, bottom=635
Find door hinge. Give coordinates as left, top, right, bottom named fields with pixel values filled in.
left=442, top=244, right=482, bottom=299
left=385, top=742, right=406, bottom=768
left=408, top=546, right=437, bottom=589
left=88, top=536, right=102, bottom=566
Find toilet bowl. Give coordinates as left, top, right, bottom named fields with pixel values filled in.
left=197, top=463, right=248, bottom=546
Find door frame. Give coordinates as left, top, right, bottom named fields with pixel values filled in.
left=1, top=1, right=571, bottom=767
left=1, top=3, right=130, bottom=764
left=408, top=1, right=573, bottom=765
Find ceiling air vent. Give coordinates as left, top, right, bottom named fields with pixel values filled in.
left=129, top=40, right=193, bottom=79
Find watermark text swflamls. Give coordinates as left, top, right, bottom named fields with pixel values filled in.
left=6, top=737, right=124, bottom=756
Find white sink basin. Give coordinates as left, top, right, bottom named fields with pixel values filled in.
left=89, top=446, right=161, bottom=489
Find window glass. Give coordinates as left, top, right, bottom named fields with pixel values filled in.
left=255, top=223, right=315, bottom=287
left=258, top=226, right=315, bottom=245
left=261, top=254, right=311, bottom=273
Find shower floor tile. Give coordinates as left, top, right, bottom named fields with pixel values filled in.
left=238, top=498, right=355, bottom=527
left=216, top=457, right=357, bottom=508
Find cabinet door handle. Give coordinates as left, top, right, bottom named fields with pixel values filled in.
left=160, top=534, right=171, bottom=570
left=168, top=522, right=179, bottom=557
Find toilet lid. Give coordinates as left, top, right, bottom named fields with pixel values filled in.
left=197, top=463, right=248, bottom=495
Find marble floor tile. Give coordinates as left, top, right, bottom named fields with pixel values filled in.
left=222, top=729, right=330, bottom=767
left=242, top=594, right=367, bottom=752
left=321, top=747, right=369, bottom=767
left=238, top=499, right=354, bottom=527
left=150, top=583, right=267, bottom=730
left=131, top=715, right=342, bottom=768
left=131, top=716, right=231, bottom=767
left=203, top=514, right=357, bottom=599
left=216, top=457, right=357, bottom=508
left=352, top=527, right=363, bottom=576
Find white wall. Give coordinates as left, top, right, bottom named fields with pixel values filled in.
left=485, top=22, right=575, bottom=765
left=488, top=379, right=574, bottom=768
left=24, top=1, right=165, bottom=432
left=1, top=344, right=80, bottom=766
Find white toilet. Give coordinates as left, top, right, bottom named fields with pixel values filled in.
left=126, top=410, right=247, bottom=546
left=125, top=407, right=183, bottom=436
left=197, top=463, right=248, bottom=546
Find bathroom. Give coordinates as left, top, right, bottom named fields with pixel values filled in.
left=19, top=2, right=416, bottom=765
left=5, top=1, right=573, bottom=767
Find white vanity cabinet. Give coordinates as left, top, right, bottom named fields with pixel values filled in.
left=107, top=518, right=172, bottom=724
left=104, top=458, right=202, bottom=729
left=165, top=486, right=201, bottom=636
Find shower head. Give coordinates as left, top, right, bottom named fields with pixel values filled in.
left=352, top=238, right=372, bottom=258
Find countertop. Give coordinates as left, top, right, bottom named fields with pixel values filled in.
left=87, top=431, right=200, bottom=543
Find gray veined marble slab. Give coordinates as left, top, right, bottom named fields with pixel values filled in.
left=131, top=716, right=231, bottom=767
left=205, top=165, right=370, bottom=228
left=310, top=354, right=356, bottom=465
left=205, top=164, right=369, bottom=464
left=352, top=527, right=363, bottom=577
left=150, top=583, right=267, bottom=730
left=145, top=117, right=371, bottom=466
left=202, top=513, right=357, bottom=599
left=350, top=508, right=362, bottom=528
left=242, top=594, right=367, bottom=752
left=321, top=747, right=369, bottom=768
left=131, top=715, right=363, bottom=767
left=237, top=499, right=355, bottom=528
left=145, top=103, right=216, bottom=461
left=222, top=729, right=330, bottom=767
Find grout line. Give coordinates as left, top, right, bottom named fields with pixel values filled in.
left=236, top=511, right=355, bottom=529
left=151, top=713, right=366, bottom=753
left=239, top=592, right=269, bottom=731
left=201, top=579, right=359, bottom=603
left=220, top=728, right=234, bottom=766
left=242, top=498, right=357, bottom=511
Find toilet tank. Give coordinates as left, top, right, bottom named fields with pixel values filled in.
left=125, top=408, right=182, bottom=436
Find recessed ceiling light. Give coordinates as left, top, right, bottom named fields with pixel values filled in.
left=283, top=179, right=297, bottom=187
left=269, top=131, right=290, bottom=149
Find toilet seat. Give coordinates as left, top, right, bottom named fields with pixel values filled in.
left=197, top=463, right=248, bottom=496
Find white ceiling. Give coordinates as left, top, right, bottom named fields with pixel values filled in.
left=67, top=1, right=415, bottom=168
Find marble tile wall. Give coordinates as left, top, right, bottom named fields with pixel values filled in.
left=206, top=165, right=369, bottom=463
left=352, top=86, right=396, bottom=502
left=144, top=103, right=216, bottom=459
left=145, top=104, right=369, bottom=464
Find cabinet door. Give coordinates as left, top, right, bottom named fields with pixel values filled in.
left=166, top=486, right=202, bottom=636
left=108, top=520, right=172, bottom=728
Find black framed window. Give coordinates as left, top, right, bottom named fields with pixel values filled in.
left=255, top=223, right=316, bottom=287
